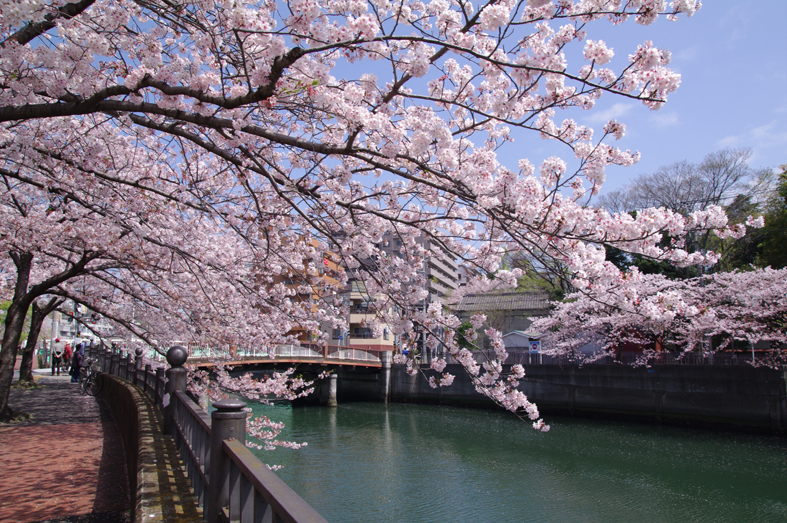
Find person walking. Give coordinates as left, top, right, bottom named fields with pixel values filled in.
left=70, top=346, right=84, bottom=383
left=63, top=341, right=72, bottom=374
left=51, top=338, right=65, bottom=376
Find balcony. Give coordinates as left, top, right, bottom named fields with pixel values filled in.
left=428, top=256, right=459, bottom=277
left=349, top=313, right=376, bottom=324
left=427, top=278, right=454, bottom=297
left=350, top=332, right=376, bottom=339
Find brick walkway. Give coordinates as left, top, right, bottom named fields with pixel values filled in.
left=0, top=373, right=130, bottom=523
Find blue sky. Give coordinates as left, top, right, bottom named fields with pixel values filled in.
left=561, top=1, right=787, bottom=195
left=349, top=2, right=787, bottom=198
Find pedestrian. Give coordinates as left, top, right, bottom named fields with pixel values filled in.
left=63, top=341, right=72, bottom=373
left=70, top=346, right=84, bottom=383
left=51, top=338, right=65, bottom=376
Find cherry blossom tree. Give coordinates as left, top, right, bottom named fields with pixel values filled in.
left=0, top=150, right=345, bottom=418
left=0, top=0, right=738, bottom=426
left=530, top=267, right=787, bottom=367
left=598, top=148, right=773, bottom=275
left=16, top=296, right=63, bottom=383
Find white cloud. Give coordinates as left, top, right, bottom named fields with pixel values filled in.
left=648, top=111, right=680, bottom=128
left=717, top=121, right=787, bottom=165
left=718, top=134, right=741, bottom=148
left=583, top=102, right=635, bottom=125
left=750, top=121, right=787, bottom=147
left=674, top=47, right=699, bottom=63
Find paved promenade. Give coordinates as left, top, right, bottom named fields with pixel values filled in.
left=0, top=372, right=130, bottom=523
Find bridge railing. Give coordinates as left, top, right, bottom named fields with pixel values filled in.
left=185, top=343, right=385, bottom=365
left=325, top=346, right=382, bottom=363
left=86, top=343, right=329, bottom=523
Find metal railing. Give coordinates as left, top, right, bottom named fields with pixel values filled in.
left=86, top=343, right=329, bottom=523
left=186, top=343, right=385, bottom=366
left=450, top=349, right=772, bottom=367
left=326, top=347, right=381, bottom=363
left=349, top=332, right=375, bottom=339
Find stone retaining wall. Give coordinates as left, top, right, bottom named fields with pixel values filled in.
left=298, top=363, right=787, bottom=434
left=385, top=363, right=787, bottom=434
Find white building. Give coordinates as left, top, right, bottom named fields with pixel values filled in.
left=50, top=302, right=115, bottom=344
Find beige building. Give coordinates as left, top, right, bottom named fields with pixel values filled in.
left=335, top=278, right=396, bottom=352
left=330, top=231, right=460, bottom=360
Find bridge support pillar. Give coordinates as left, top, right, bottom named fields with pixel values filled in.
left=381, top=350, right=392, bottom=403
left=327, top=373, right=338, bottom=407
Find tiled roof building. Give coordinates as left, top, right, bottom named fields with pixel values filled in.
left=452, top=292, right=552, bottom=350
left=453, top=292, right=551, bottom=313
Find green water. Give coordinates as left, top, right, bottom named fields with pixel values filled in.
left=246, top=402, right=787, bottom=523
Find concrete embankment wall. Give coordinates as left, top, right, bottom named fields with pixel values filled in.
left=100, top=374, right=148, bottom=520
left=318, top=363, right=787, bottom=434
left=100, top=374, right=194, bottom=522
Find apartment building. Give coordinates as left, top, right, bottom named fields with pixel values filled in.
left=49, top=303, right=115, bottom=344
left=334, top=232, right=460, bottom=360
left=376, top=231, right=460, bottom=303
left=273, top=236, right=344, bottom=346
left=335, top=277, right=396, bottom=352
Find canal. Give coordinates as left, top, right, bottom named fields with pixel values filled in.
left=247, top=402, right=787, bottom=523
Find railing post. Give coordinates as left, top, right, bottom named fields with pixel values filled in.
left=155, top=367, right=165, bottom=406
left=208, top=399, right=247, bottom=523
left=145, top=363, right=153, bottom=396
left=111, top=352, right=120, bottom=376
left=134, top=347, right=144, bottom=386
left=163, top=345, right=188, bottom=435
left=119, top=354, right=127, bottom=380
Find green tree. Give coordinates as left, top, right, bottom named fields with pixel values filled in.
left=756, top=165, right=787, bottom=269
left=599, top=149, right=774, bottom=276
left=455, top=321, right=475, bottom=350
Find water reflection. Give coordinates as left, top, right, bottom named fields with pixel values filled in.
left=247, top=402, right=787, bottom=523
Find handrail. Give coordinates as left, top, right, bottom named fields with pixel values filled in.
left=223, top=439, right=329, bottom=523
left=172, top=389, right=211, bottom=508
left=87, top=343, right=330, bottom=523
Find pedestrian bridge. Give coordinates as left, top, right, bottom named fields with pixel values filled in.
left=186, top=343, right=387, bottom=368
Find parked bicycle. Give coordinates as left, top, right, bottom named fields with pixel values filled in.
left=81, top=357, right=103, bottom=396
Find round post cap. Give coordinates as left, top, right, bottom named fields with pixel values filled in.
left=213, top=398, right=246, bottom=411
left=166, top=345, right=188, bottom=367
left=135, top=347, right=144, bottom=356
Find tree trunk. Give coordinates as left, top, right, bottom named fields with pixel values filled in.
left=18, top=298, right=62, bottom=383
left=16, top=344, right=36, bottom=383
left=0, top=253, right=34, bottom=421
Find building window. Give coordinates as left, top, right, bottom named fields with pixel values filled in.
left=352, top=328, right=372, bottom=339
left=333, top=328, right=342, bottom=340
left=384, top=327, right=390, bottom=341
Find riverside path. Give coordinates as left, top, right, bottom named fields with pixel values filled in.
left=0, top=371, right=130, bottom=523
